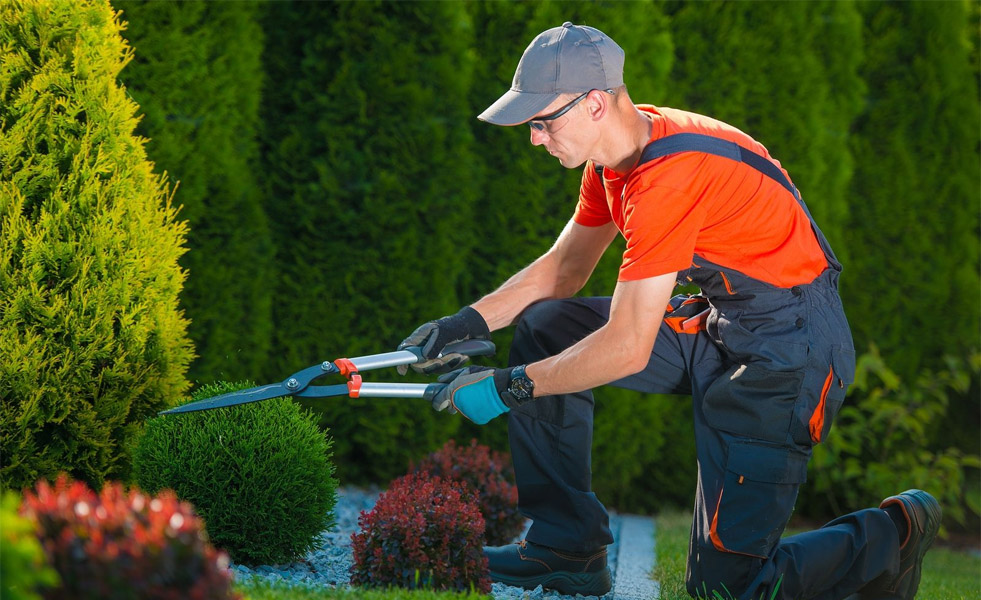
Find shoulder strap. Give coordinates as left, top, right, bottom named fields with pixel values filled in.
left=638, top=133, right=800, bottom=200
left=635, top=132, right=842, bottom=272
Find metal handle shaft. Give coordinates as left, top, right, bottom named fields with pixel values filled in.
left=346, top=339, right=495, bottom=372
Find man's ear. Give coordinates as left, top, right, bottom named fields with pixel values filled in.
left=586, top=90, right=610, bottom=122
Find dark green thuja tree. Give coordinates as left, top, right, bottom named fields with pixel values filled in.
left=845, top=0, right=980, bottom=375
left=0, top=0, right=193, bottom=490
left=116, top=0, right=274, bottom=385
left=260, top=0, right=477, bottom=484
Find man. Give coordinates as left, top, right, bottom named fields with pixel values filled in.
left=398, top=22, right=940, bottom=600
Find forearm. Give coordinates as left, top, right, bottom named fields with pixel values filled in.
left=470, top=253, right=566, bottom=332
left=470, top=220, right=618, bottom=332
left=522, top=272, right=678, bottom=397
left=525, top=322, right=649, bottom=395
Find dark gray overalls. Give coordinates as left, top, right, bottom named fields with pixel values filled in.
left=506, top=134, right=902, bottom=599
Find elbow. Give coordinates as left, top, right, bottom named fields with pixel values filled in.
left=619, top=332, right=659, bottom=376
left=623, top=351, right=651, bottom=377
left=554, top=274, right=589, bottom=298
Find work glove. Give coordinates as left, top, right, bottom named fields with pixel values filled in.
left=431, top=366, right=514, bottom=425
left=397, top=306, right=490, bottom=375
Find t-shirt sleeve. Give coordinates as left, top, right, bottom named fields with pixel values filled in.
left=573, top=162, right=613, bottom=227
left=618, top=183, right=705, bottom=281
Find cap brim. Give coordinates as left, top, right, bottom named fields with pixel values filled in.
left=477, top=89, right=559, bottom=126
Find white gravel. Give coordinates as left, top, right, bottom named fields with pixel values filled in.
left=231, top=486, right=626, bottom=599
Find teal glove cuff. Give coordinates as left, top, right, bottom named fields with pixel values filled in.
left=449, top=372, right=510, bottom=425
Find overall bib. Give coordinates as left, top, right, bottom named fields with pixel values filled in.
left=506, top=134, right=901, bottom=600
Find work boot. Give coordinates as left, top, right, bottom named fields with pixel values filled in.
left=859, top=489, right=941, bottom=600
left=484, top=540, right=612, bottom=596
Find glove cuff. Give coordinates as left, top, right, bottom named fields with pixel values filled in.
left=457, top=305, right=490, bottom=339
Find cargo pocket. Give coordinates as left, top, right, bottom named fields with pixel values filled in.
left=702, top=363, right=804, bottom=443
left=806, top=345, right=856, bottom=444
left=709, top=442, right=809, bottom=559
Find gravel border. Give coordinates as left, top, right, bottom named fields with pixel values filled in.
left=232, top=487, right=651, bottom=600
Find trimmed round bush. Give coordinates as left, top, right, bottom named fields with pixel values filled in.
left=133, top=381, right=338, bottom=565
left=350, top=472, right=491, bottom=593
left=21, top=475, right=238, bottom=600
left=411, top=438, right=524, bottom=546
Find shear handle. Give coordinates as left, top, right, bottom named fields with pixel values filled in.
left=344, top=339, right=495, bottom=372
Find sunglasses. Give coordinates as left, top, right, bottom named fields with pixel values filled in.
left=527, top=89, right=615, bottom=132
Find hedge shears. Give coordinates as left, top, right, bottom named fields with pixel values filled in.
left=158, top=339, right=495, bottom=416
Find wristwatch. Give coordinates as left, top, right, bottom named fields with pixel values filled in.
left=504, top=365, right=536, bottom=406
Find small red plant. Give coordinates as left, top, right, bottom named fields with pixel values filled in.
left=350, top=472, right=491, bottom=593
left=412, top=438, right=524, bottom=545
left=21, top=474, right=239, bottom=600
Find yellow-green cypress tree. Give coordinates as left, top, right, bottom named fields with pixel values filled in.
left=0, top=0, right=193, bottom=490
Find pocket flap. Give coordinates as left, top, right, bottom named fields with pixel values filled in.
left=726, top=442, right=809, bottom=484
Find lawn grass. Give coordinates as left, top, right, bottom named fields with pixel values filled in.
left=235, top=577, right=491, bottom=600
left=653, top=509, right=981, bottom=600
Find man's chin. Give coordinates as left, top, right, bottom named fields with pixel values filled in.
left=557, top=156, right=587, bottom=169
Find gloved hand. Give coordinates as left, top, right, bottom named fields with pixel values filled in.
left=431, top=366, right=514, bottom=425
left=397, top=306, right=490, bottom=375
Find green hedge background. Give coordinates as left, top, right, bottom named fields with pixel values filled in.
left=2, top=0, right=978, bottom=530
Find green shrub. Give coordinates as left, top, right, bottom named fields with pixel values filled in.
left=0, top=0, right=193, bottom=491
left=133, top=381, right=338, bottom=565
left=1, top=491, right=58, bottom=600
left=803, top=346, right=981, bottom=530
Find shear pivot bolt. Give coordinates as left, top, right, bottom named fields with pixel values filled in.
left=286, top=378, right=299, bottom=390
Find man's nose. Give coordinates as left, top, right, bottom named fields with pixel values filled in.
left=529, top=126, right=548, bottom=146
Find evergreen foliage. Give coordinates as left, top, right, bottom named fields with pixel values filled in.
left=115, top=0, right=274, bottom=385
left=1, top=0, right=976, bottom=523
left=259, top=0, right=477, bottom=484
left=0, top=0, right=192, bottom=491
left=844, top=0, right=980, bottom=374
left=133, top=381, right=338, bottom=566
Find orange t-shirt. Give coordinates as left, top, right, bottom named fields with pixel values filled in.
left=574, top=105, right=827, bottom=287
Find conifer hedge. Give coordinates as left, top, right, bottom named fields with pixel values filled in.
left=259, top=0, right=478, bottom=483
left=0, top=0, right=192, bottom=490
left=844, top=0, right=980, bottom=374
left=3, top=0, right=976, bottom=517
left=115, top=0, right=274, bottom=385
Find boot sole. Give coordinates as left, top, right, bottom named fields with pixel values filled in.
left=491, top=566, right=613, bottom=596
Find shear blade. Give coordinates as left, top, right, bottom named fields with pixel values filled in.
left=158, top=383, right=288, bottom=415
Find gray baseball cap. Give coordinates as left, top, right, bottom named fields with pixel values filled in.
left=478, top=22, right=624, bottom=126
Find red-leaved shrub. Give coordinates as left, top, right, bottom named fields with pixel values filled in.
left=412, top=438, right=524, bottom=545
left=21, top=475, right=239, bottom=600
left=350, top=472, right=491, bottom=593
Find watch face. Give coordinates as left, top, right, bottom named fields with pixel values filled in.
left=509, top=377, right=534, bottom=400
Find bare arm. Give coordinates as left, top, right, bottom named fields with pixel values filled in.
left=524, top=272, right=677, bottom=395
left=471, top=219, right=619, bottom=331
